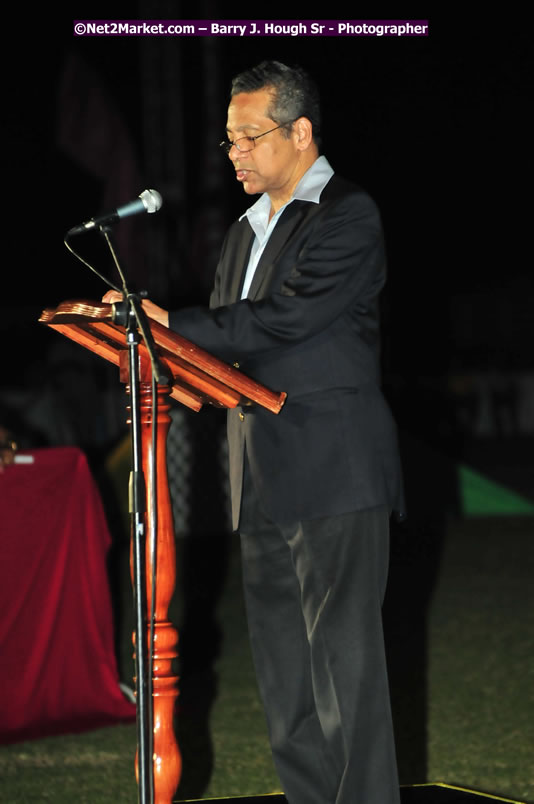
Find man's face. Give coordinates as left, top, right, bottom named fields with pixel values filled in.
left=225, top=88, right=301, bottom=199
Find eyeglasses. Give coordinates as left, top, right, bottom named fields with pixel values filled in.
left=219, top=122, right=294, bottom=154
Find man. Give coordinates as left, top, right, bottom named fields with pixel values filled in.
left=105, top=60, right=403, bottom=804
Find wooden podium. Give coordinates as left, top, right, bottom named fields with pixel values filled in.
left=39, top=300, right=286, bottom=804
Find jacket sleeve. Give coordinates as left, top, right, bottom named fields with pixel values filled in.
left=168, top=189, right=385, bottom=363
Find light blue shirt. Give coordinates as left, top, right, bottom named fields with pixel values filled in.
left=239, top=155, right=334, bottom=299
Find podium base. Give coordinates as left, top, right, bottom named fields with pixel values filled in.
left=176, top=784, right=527, bottom=804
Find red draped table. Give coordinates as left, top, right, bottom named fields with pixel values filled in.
left=0, top=446, right=136, bottom=744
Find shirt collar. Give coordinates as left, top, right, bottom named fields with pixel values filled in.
left=238, top=155, right=334, bottom=223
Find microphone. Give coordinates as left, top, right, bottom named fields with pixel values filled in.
left=66, top=189, right=162, bottom=236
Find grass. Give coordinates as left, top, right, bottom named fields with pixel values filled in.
left=425, top=517, right=534, bottom=803
left=0, top=515, right=533, bottom=803
left=0, top=725, right=139, bottom=802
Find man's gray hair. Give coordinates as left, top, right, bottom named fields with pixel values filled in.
left=230, top=60, right=322, bottom=148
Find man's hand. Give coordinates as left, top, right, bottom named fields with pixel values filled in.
left=101, top=291, right=170, bottom=328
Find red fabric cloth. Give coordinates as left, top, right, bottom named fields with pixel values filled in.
left=0, top=447, right=136, bottom=743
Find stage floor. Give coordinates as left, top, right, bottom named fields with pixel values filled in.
left=177, top=783, right=528, bottom=803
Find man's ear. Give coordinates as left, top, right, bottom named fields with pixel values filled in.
left=293, top=117, right=314, bottom=151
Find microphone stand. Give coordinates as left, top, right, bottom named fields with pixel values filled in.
left=98, top=224, right=168, bottom=804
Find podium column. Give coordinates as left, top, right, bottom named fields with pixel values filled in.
left=123, top=349, right=181, bottom=804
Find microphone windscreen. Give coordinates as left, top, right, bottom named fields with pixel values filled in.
left=140, top=189, right=163, bottom=214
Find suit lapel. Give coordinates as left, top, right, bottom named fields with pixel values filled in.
left=248, top=201, right=311, bottom=300
left=224, top=223, right=255, bottom=304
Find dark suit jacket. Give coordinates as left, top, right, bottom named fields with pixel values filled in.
left=169, top=174, right=404, bottom=528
